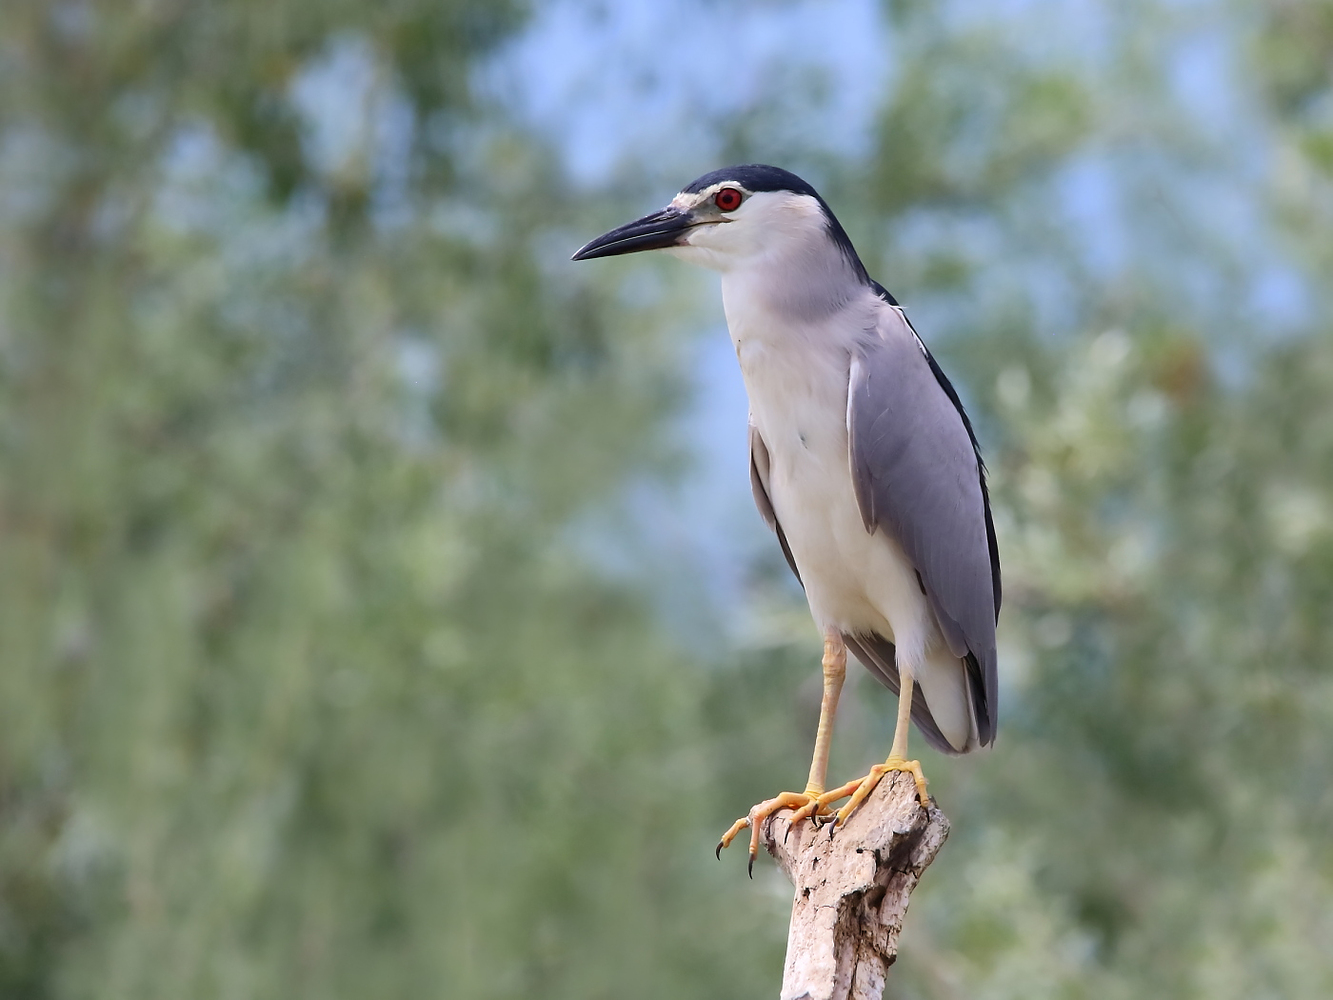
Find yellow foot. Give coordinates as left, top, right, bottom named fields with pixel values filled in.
left=716, top=790, right=835, bottom=877
left=821, top=757, right=930, bottom=831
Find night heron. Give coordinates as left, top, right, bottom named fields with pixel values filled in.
left=572, top=165, right=1001, bottom=872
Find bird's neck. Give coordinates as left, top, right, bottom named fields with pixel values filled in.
left=720, top=249, right=872, bottom=351
left=720, top=243, right=866, bottom=324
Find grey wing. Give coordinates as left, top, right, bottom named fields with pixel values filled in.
left=749, top=421, right=802, bottom=586
left=847, top=306, right=1001, bottom=746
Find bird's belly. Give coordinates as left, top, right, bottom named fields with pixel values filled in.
left=770, top=442, right=931, bottom=653
left=741, top=345, right=936, bottom=662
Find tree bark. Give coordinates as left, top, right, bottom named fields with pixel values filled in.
left=761, top=773, right=950, bottom=1000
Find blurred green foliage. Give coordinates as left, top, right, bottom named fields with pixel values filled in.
left=1, top=1, right=1331, bottom=999
left=0, top=2, right=775, bottom=996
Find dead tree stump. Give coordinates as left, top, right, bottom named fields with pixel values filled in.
left=760, top=772, right=950, bottom=1000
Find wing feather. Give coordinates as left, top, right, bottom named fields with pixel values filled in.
left=749, top=421, right=802, bottom=585
left=847, top=304, right=1001, bottom=746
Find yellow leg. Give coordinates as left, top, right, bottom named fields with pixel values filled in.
left=816, top=664, right=930, bottom=830
left=805, top=634, right=846, bottom=796
left=716, top=632, right=847, bottom=874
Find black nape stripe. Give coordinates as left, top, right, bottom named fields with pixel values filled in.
left=870, top=280, right=899, bottom=307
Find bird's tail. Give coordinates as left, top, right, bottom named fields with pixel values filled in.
left=842, top=631, right=982, bottom=755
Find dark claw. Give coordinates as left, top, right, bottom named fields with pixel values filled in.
left=748, top=855, right=755, bottom=879
left=715, top=842, right=723, bottom=860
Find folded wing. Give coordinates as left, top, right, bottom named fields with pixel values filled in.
left=846, top=302, right=1001, bottom=747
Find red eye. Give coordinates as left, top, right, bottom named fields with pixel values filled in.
left=714, top=187, right=743, bottom=212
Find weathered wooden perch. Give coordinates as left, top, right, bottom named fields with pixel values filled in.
left=761, top=772, right=950, bottom=1000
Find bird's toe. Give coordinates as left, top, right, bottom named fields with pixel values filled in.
left=715, top=790, right=827, bottom=874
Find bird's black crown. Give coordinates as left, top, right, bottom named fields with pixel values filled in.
left=682, top=164, right=820, bottom=197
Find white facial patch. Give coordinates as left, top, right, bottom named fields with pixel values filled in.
left=669, top=182, right=746, bottom=213
left=664, top=187, right=831, bottom=274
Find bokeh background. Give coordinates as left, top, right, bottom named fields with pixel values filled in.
left=3, top=0, right=1333, bottom=997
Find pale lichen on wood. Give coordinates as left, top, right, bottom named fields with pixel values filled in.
left=761, top=773, right=950, bottom=1000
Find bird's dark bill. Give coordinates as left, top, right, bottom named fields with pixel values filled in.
left=571, top=208, right=691, bottom=260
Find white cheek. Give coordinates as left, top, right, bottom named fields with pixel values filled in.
left=664, top=227, right=740, bottom=271
left=663, top=241, right=726, bottom=271
left=688, top=221, right=743, bottom=252
left=684, top=222, right=720, bottom=245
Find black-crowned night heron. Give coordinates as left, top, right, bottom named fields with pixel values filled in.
left=573, top=165, right=1001, bottom=873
